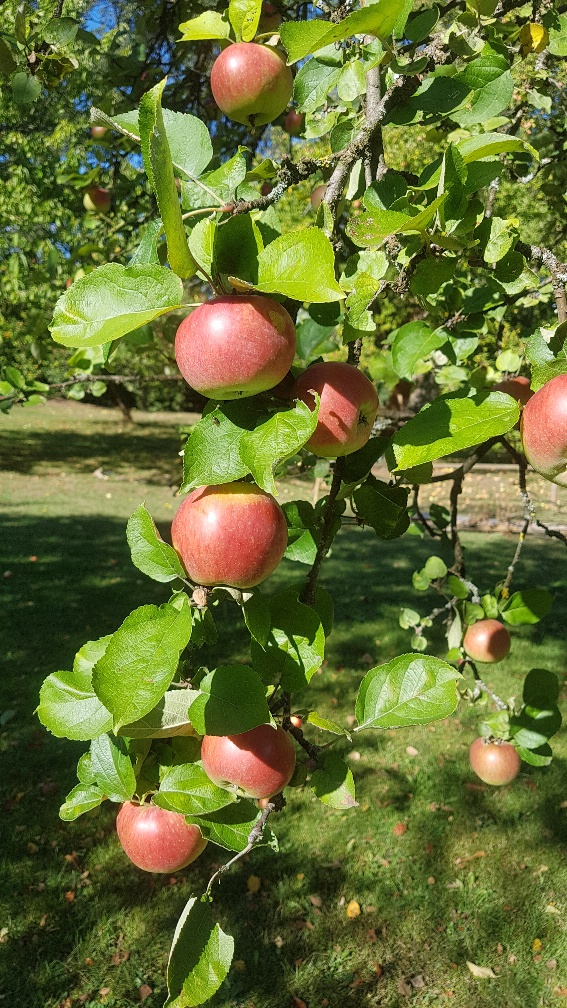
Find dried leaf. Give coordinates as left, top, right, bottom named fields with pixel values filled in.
left=309, top=894, right=322, bottom=907
left=454, top=850, right=485, bottom=867
left=466, top=961, right=496, bottom=979
left=138, top=985, right=152, bottom=1002
left=406, top=746, right=419, bottom=756
left=409, top=974, right=426, bottom=988
left=64, top=891, right=75, bottom=902
left=292, top=998, right=307, bottom=1008
left=545, top=905, right=561, bottom=915
left=532, top=938, right=543, bottom=952
left=346, top=899, right=361, bottom=919
left=247, top=874, right=261, bottom=894
left=397, top=978, right=412, bottom=996
left=393, top=822, right=407, bottom=837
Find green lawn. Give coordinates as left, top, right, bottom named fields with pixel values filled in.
left=1, top=402, right=566, bottom=1008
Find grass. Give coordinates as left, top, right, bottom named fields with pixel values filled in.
left=1, top=402, right=566, bottom=1008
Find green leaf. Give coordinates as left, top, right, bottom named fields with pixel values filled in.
left=178, top=11, right=232, bottom=40
left=525, top=328, right=567, bottom=391
left=306, top=712, right=346, bottom=735
left=353, top=478, right=409, bottom=540
left=390, top=391, right=519, bottom=470
left=126, top=504, right=186, bottom=583
left=500, top=589, right=553, bottom=625
left=95, top=108, right=213, bottom=181
left=12, top=72, right=41, bottom=105
left=92, top=598, right=193, bottom=730
left=510, top=706, right=562, bottom=750
left=296, top=316, right=336, bottom=364
left=391, top=321, right=446, bottom=379
left=337, top=60, right=366, bottom=102
left=347, top=195, right=446, bottom=248
left=43, top=16, right=80, bottom=45
left=50, top=263, right=183, bottom=349
left=181, top=401, right=253, bottom=491
left=214, top=213, right=262, bottom=285
left=281, top=1, right=405, bottom=64
left=282, top=500, right=319, bottom=565
left=181, top=151, right=247, bottom=210
left=156, top=764, right=236, bottom=816
left=90, top=733, right=137, bottom=802
left=129, top=219, right=163, bottom=266
left=37, top=636, right=113, bottom=741
left=251, top=587, right=325, bottom=691
left=59, top=783, right=104, bottom=821
left=4, top=366, right=25, bottom=389
left=410, top=258, right=457, bottom=297
left=188, top=218, right=216, bottom=275
left=117, top=691, right=199, bottom=739
left=165, top=896, right=234, bottom=1008
left=355, top=654, right=461, bottom=730
left=293, top=59, right=342, bottom=114
left=138, top=80, right=196, bottom=279
left=516, top=744, right=552, bottom=767
left=483, top=217, right=516, bottom=265
left=546, top=12, right=567, bottom=55
left=457, top=132, right=538, bottom=164
left=310, top=753, right=357, bottom=809
left=243, top=593, right=271, bottom=647
left=400, top=608, right=420, bottom=629
left=229, top=0, right=262, bottom=41
left=184, top=800, right=273, bottom=852
left=424, top=555, right=447, bottom=579
left=256, top=229, right=345, bottom=302
left=188, top=665, right=272, bottom=735
left=240, top=399, right=319, bottom=495
left=405, top=5, right=439, bottom=43
left=0, top=39, right=17, bottom=75
left=481, top=593, right=499, bottom=618
left=340, top=436, right=389, bottom=484
left=523, top=668, right=560, bottom=708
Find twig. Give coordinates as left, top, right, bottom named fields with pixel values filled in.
left=516, top=242, right=567, bottom=323
left=301, top=458, right=345, bottom=607
left=206, top=794, right=285, bottom=893
left=230, top=155, right=336, bottom=217
left=501, top=518, right=530, bottom=595
left=411, top=485, right=442, bottom=538
left=459, top=658, right=508, bottom=710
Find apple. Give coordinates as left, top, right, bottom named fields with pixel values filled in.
left=65, top=277, right=72, bottom=289
left=290, top=715, right=303, bottom=728
left=258, top=1, right=282, bottom=33
left=521, top=373, right=567, bottom=487
left=284, top=109, right=304, bottom=136
left=171, top=482, right=288, bottom=589
left=90, top=125, right=107, bottom=140
left=210, top=43, right=293, bottom=127
left=261, top=181, right=274, bottom=196
left=463, top=619, right=511, bottom=664
left=494, top=375, right=533, bottom=406
left=83, top=186, right=111, bottom=213
left=310, top=184, right=326, bottom=210
left=469, top=738, right=520, bottom=786
left=201, top=724, right=296, bottom=798
left=175, top=295, right=296, bottom=400
left=116, top=802, right=207, bottom=872
left=291, top=361, right=379, bottom=458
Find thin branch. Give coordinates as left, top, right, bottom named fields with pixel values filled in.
left=459, top=658, right=508, bottom=710
left=206, top=794, right=285, bottom=894
left=230, top=155, right=336, bottom=217
left=501, top=518, right=530, bottom=595
left=411, top=485, right=442, bottom=538
left=301, top=458, right=345, bottom=607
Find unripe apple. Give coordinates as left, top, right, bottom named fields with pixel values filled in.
left=90, top=125, right=107, bottom=140
left=83, top=186, right=111, bottom=213
left=284, top=109, right=304, bottom=136
left=201, top=724, right=296, bottom=798
left=116, top=802, right=207, bottom=872
left=258, top=1, right=282, bottom=33
left=310, top=184, right=326, bottom=210
left=174, top=295, right=296, bottom=400
left=291, top=361, right=379, bottom=458
left=521, top=373, right=567, bottom=487
left=171, top=482, right=288, bottom=589
left=469, top=738, right=520, bottom=786
left=463, top=619, right=511, bottom=664
left=210, top=42, right=293, bottom=127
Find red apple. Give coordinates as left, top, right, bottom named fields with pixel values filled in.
left=463, top=619, right=511, bottom=664
left=201, top=724, right=296, bottom=798
left=494, top=375, right=532, bottom=406
left=175, top=295, right=296, bottom=400
left=310, top=184, right=326, bottom=210
left=261, top=181, right=274, bottom=196
left=171, top=482, right=288, bottom=589
left=83, top=186, right=111, bottom=213
left=291, top=361, right=379, bottom=458
left=91, top=125, right=107, bottom=140
left=65, top=277, right=73, bottom=289
left=258, top=1, right=282, bottom=33
left=521, top=373, right=567, bottom=487
left=210, top=42, right=292, bottom=127
left=469, top=738, right=520, bottom=786
left=284, top=109, right=304, bottom=136
left=290, top=715, right=303, bottom=728
left=116, top=802, right=207, bottom=872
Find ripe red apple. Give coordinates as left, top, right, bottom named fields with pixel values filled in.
left=291, top=361, right=379, bottom=458
left=175, top=295, right=296, bottom=400
left=494, top=375, right=532, bottom=406
left=83, top=186, right=111, bottom=213
left=290, top=714, right=303, bottom=728
left=469, top=738, right=520, bottom=786
left=171, top=482, right=288, bottom=588
left=284, top=109, right=304, bottom=136
left=116, top=802, right=207, bottom=872
left=201, top=724, right=296, bottom=798
left=261, top=181, right=274, bottom=196
left=310, top=184, right=326, bottom=210
left=463, top=619, right=511, bottom=664
left=258, top=1, right=282, bottom=33
left=210, top=43, right=292, bottom=127
left=521, top=373, right=567, bottom=487
left=91, top=125, right=107, bottom=140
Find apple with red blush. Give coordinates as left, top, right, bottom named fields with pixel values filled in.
left=291, top=361, right=379, bottom=458
left=211, top=42, right=292, bottom=127
left=521, top=373, right=567, bottom=487
left=201, top=724, right=296, bottom=799
left=83, top=186, right=111, bottom=213
left=469, top=738, right=520, bottom=786
left=116, top=802, right=207, bottom=872
left=463, top=619, right=511, bottom=664
left=284, top=110, right=304, bottom=136
left=175, top=295, right=296, bottom=400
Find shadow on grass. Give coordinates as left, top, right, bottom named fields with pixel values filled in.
left=1, top=514, right=566, bottom=1007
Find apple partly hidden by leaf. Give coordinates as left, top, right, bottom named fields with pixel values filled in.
left=175, top=295, right=296, bottom=400
left=494, top=375, right=532, bottom=406
left=210, top=42, right=293, bottom=127
left=83, top=186, right=111, bottom=213
left=310, top=184, right=326, bottom=210
left=171, top=482, right=288, bottom=589
left=201, top=724, right=296, bottom=799
left=463, top=618, right=511, bottom=664
left=469, top=737, right=520, bottom=786
left=116, top=802, right=207, bottom=872
left=90, top=125, right=107, bottom=140
left=291, top=361, right=379, bottom=458
left=284, top=109, right=304, bottom=137
left=258, top=1, right=282, bottom=34
left=521, top=373, right=567, bottom=487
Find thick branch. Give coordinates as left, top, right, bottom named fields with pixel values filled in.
left=230, top=155, right=336, bottom=217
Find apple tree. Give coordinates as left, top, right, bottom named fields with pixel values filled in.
left=33, top=0, right=567, bottom=1002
